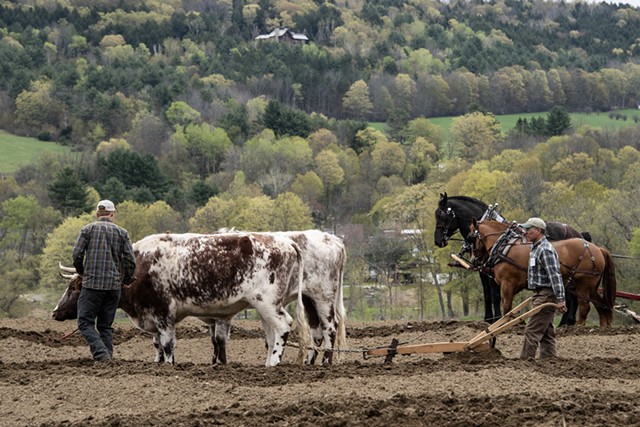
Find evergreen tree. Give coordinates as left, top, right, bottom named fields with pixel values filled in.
left=546, top=106, right=572, bottom=136
left=262, top=101, right=312, bottom=138
left=48, top=167, right=90, bottom=216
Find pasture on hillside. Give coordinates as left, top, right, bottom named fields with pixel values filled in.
left=0, top=130, right=72, bottom=174
left=425, top=108, right=640, bottom=135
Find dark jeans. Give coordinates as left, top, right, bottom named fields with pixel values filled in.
left=77, top=287, right=121, bottom=361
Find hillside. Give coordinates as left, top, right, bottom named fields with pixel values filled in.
left=0, top=130, right=72, bottom=174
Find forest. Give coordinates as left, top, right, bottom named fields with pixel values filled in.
left=1, top=0, right=640, bottom=321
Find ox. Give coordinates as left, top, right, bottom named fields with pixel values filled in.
left=211, top=230, right=347, bottom=365
left=53, top=232, right=312, bottom=367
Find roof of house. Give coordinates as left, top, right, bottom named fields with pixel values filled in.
left=255, top=28, right=309, bottom=41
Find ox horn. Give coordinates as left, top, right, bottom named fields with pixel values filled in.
left=59, top=263, right=77, bottom=273
left=59, top=272, right=75, bottom=279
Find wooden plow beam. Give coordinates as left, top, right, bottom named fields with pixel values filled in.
left=364, top=297, right=559, bottom=363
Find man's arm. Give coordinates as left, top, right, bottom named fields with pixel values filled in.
left=543, top=248, right=565, bottom=302
left=121, top=233, right=137, bottom=284
left=71, top=231, right=88, bottom=275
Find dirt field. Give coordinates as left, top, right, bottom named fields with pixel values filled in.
left=2, top=314, right=640, bottom=427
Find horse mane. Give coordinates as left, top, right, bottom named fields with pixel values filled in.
left=447, top=195, right=489, bottom=209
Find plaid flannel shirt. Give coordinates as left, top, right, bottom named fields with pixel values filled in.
left=72, top=217, right=136, bottom=290
left=527, top=237, right=565, bottom=302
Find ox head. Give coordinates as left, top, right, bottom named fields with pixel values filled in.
left=51, top=264, right=82, bottom=321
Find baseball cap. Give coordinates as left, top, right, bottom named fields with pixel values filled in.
left=520, top=217, right=546, bottom=230
left=96, top=200, right=116, bottom=212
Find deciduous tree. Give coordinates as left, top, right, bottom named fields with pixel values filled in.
left=342, top=80, right=373, bottom=120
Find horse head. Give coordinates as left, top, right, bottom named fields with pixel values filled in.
left=434, top=206, right=456, bottom=248
left=434, top=193, right=457, bottom=248
left=469, top=218, right=490, bottom=265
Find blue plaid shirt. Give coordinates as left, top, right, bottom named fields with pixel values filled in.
left=72, top=217, right=136, bottom=290
left=527, top=237, right=565, bottom=301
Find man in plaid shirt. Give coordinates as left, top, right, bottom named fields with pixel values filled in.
left=519, top=217, right=567, bottom=359
left=72, top=200, right=136, bottom=364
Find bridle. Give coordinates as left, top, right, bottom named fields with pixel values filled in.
left=435, top=207, right=459, bottom=245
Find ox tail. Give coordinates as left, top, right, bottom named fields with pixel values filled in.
left=600, top=248, right=617, bottom=325
left=294, top=246, right=312, bottom=365
left=333, top=249, right=348, bottom=361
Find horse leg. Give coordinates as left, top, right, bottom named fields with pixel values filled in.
left=490, top=278, right=502, bottom=322
left=589, top=287, right=612, bottom=327
left=558, top=292, right=578, bottom=326
left=500, top=285, right=515, bottom=316
left=479, top=273, right=494, bottom=323
left=575, top=291, right=591, bottom=326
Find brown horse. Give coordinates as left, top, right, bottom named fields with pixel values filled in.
left=470, top=219, right=617, bottom=327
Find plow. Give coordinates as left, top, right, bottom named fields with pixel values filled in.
left=363, top=296, right=556, bottom=363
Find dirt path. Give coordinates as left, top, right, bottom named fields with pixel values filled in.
left=2, top=317, right=640, bottom=426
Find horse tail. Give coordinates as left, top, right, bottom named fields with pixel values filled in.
left=600, top=248, right=617, bottom=324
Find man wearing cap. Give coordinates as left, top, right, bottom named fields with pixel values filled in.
left=72, top=200, right=136, bottom=364
left=519, top=217, right=567, bottom=359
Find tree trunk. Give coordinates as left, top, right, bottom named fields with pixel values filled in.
left=446, top=289, right=455, bottom=318
left=431, top=271, right=446, bottom=320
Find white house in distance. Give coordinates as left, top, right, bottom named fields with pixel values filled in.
left=255, top=28, right=309, bottom=44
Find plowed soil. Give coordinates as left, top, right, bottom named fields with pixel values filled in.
left=2, top=315, right=640, bottom=426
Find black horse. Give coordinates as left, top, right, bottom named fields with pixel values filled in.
left=434, top=192, right=590, bottom=325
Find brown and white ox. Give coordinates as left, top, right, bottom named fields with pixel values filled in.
left=52, top=232, right=312, bottom=367
left=211, top=230, right=347, bottom=365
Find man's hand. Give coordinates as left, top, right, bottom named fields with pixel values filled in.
left=557, top=301, right=567, bottom=313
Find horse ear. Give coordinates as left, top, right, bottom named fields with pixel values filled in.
left=439, top=192, right=447, bottom=207
left=472, top=217, right=478, bottom=227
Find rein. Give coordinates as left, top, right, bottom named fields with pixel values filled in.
left=61, top=328, right=79, bottom=340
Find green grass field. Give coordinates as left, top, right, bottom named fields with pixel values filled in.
left=420, top=108, right=640, bottom=135
left=0, top=130, right=72, bottom=174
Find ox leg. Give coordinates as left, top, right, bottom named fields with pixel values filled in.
left=301, top=295, right=322, bottom=364
left=152, top=334, right=165, bottom=363
left=311, top=313, right=337, bottom=365
left=209, top=320, right=231, bottom=365
left=257, top=305, right=293, bottom=367
left=157, top=328, right=177, bottom=364
left=318, top=326, right=336, bottom=365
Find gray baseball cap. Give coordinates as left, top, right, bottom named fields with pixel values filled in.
left=520, top=217, right=546, bottom=230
